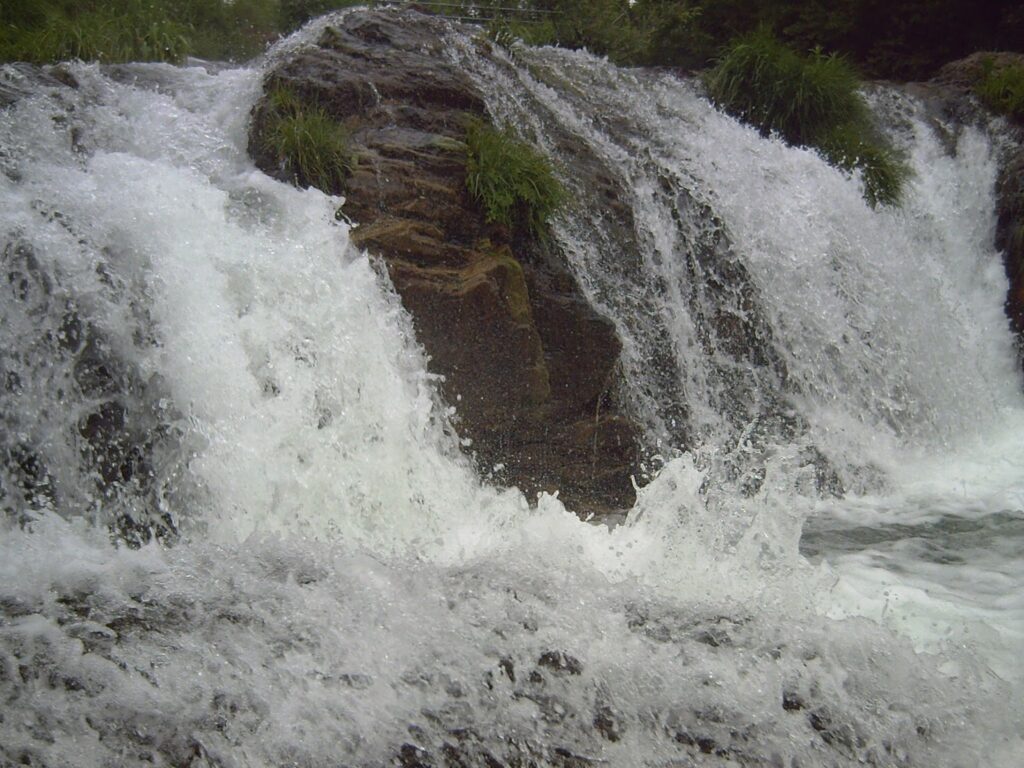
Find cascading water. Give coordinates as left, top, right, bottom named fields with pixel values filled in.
left=1, top=11, right=1022, bottom=767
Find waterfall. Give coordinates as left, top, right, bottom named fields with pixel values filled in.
left=449, top=40, right=1022, bottom=491
left=1, top=13, right=1022, bottom=767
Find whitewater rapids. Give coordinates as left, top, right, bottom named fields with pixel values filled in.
left=1, top=13, right=1022, bottom=767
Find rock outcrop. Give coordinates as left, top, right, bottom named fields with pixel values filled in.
left=248, top=8, right=641, bottom=515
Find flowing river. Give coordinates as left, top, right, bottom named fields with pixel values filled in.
left=1, top=12, right=1022, bottom=767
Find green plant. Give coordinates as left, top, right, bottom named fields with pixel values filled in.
left=261, top=87, right=351, bottom=192
left=464, top=118, right=564, bottom=234
left=976, top=59, right=1024, bottom=121
left=0, top=0, right=372, bottom=64
left=819, top=122, right=909, bottom=208
left=1, top=0, right=190, bottom=64
left=704, top=29, right=863, bottom=145
left=705, top=29, right=907, bottom=207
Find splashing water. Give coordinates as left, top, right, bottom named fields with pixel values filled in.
left=1, top=13, right=1022, bottom=767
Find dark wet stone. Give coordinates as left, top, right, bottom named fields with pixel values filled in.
left=536, top=651, right=582, bottom=676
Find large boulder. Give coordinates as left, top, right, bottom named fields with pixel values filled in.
left=248, top=8, right=641, bottom=515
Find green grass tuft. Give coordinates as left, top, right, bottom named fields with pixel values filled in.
left=976, top=58, right=1024, bottom=121
left=704, top=29, right=863, bottom=145
left=262, top=87, right=351, bottom=192
left=818, top=122, right=909, bottom=208
left=705, top=29, right=908, bottom=208
left=464, top=118, right=564, bottom=234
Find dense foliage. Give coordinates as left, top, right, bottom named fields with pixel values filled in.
left=505, top=0, right=1024, bottom=79
left=260, top=87, right=352, bottom=192
left=0, top=0, right=364, bottom=63
left=706, top=30, right=907, bottom=207
left=464, top=119, right=564, bottom=234
left=4, top=1, right=1021, bottom=77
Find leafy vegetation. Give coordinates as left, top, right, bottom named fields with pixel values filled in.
left=0, top=0, right=366, bottom=64
left=513, top=1, right=1023, bottom=79
left=976, top=58, right=1024, bottom=121
left=464, top=118, right=564, bottom=234
left=705, top=29, right=907, bottom=207
left=4, top=0, right=1020, bottom=76
left=0, top=0, right=189, bottom=63
left=260, top=87, right=351, bottom=192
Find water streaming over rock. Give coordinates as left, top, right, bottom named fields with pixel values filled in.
left=1, top=12, right=1022, bottom=767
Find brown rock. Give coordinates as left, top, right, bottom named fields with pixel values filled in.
left=248, top=8, right=640, bottom=514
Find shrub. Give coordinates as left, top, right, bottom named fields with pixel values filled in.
left=705, top=29, right=908, bottom=207
left=261, top=87, right=351, bottom=192
left=976, top=58, right=1024, bottom=121
left=464, top=118, right=564, bottom=234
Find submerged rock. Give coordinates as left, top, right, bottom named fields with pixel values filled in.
left=248, top=8, right=641, bottom=514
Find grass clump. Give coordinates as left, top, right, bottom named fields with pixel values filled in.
left=261, top=87, right=351, bottom=192
left=976, top=58, right=1024, bottom=121
left=818, top=123, right=909, bottom=208
left=464, top=118, right=564, bottom=234
left=705, top=30, right=862, bottom=145
left=705, top=29, right=908, bottom=207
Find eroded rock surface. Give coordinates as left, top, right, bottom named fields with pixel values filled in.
left=248, top=8, right=641, bottom=514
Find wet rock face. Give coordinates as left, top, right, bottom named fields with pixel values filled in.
left=1, top=237, right=178, bottom=545
left=249, top=8, right=641, bottom=514
left=996, top=148, right=1024, bottom=337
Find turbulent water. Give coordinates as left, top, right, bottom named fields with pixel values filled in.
left=2, top=12, right=1023, bottom=767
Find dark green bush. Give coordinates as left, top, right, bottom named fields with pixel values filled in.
left=464, top=118, right=564, bottom=234
left=261, top=87, right=351, bottom=192
left=706, top=29, right=908, bottom=207
left=976, top=59, right=1024, bottom=121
